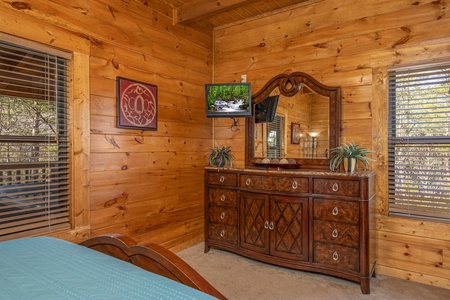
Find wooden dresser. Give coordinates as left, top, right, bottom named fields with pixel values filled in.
left=205, top=168, right=376, bottom=294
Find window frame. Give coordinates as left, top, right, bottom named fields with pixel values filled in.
left=266, top=114, right=285, bottom=158
left=0, top=29, right=90, bottom=242
left=0, top=39, right=72, bottom=240
left=387, top=63, right=450, bottom=221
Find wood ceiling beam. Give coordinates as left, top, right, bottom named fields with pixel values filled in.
left=174, top=0, right=259, bottom=25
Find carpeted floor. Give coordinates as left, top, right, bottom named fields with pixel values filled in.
left=177, top=243, right=449, bottom=300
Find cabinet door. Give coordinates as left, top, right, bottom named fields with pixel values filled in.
left=270, top=195, right=309, bottom=261
left=240, top=192, right=270, bottom=254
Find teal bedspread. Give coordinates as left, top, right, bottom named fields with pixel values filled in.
left=0, top=236, right=216, bottom=300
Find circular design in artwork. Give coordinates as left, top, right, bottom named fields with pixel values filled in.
left=120, top=83, right=156, bottom=126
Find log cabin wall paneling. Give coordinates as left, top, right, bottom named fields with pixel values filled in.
left=212, top=0, right=450, bottom=290
left=1, top=0, right=449, bottom=292
left=0, top=0, right=213, bottom=251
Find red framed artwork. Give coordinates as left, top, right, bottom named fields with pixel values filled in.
left=116, top=77, right=158, bottom=130
left=291, top=122, right=301, bottom=144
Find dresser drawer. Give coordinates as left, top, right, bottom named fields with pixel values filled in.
left=313, top=220, right=359, bottom=248
left=313, top=179, right=359, bottom=197
left=264, top=176, right=308, bottom=193
left=313, top=242, right=359, bottom=272
left=207, top=172, right=237, bottom=187
left=241, top=174, right=308, bottom=193
left=209, top=206, right=238, bottom=226
left=208, top=224, right=238, bottom=245
left=313, top=199, right=359, bottom=224
left=208, top=188, right=237, bottom=207
left=240, top=174, right=263, bottom=189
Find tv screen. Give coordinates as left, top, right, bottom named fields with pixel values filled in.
left=205, top=83, right=252, bottom=118
left=255, top=95, right=280, bottom=123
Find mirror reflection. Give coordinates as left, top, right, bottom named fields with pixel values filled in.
left=246, top=72, right=341, bottom=170
left=253, top=87, right=329, bottom=159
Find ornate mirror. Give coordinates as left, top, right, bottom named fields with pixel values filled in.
left=245, top=72, right=341, bottom=169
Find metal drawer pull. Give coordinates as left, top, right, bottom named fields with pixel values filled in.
left=264, top=221, right=269, bottom=229
left=332, top=183, right=339, bottom=192
left=333, top=251, right=339, bottom=261
left=269, top=222, right=274, bottom=230
left=332, top=229, right=339, bottom=238
left=219, top=176, right=225, bottom=183
left=220, top=212, right=226, bottom=219
left=292, top=181, right=298, bottom=189
left=246, top=178, right=251, bottom=186
left=332, top=207, right=339, bottom=216
left=220, top=230, right=225, bottom=237
left=220, top=194, right=226, bottom=202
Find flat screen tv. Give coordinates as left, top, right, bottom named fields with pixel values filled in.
left=255, top=95, right=280, bottom=123
left=205, top=83, right=252, bottom=118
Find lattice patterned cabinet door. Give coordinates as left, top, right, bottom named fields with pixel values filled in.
left=270, top=196, right=309, bottom=261
left=239, top=192, right=270, bottom=254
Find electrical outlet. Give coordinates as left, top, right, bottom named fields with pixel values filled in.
left=241, top=74, right=247, bottom=82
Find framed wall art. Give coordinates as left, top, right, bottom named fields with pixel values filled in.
left=116, top=77, right=158, bottom=130
left=291, top=122, right=301, bottom=144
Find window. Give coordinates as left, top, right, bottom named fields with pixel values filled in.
left=0, top=39, right=71, bottom=240
left=266, top=114, right=285, bottom=158
left=388, top=64, right=450, bottom=220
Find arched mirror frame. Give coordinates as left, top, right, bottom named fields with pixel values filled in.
left=245, top=72, right=341, bottom=169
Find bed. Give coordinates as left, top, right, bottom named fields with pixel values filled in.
left=0, top=234, right=226, bottom=299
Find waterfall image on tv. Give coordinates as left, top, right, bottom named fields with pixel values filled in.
left=205, top=83, right=252, bottom=118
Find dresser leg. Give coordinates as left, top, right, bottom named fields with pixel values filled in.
left=204, top=243, right=211, bottom=253
left=360, top=278, right=370, bottom=294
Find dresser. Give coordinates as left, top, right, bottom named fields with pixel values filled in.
left=205, top=168, right=376, bottom=294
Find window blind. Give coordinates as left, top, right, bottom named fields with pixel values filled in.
left=0, top=39, right=71, bottom=241
left=388, top=65, right=450, bottom=220
left=266, top=114, right=285, bottom=158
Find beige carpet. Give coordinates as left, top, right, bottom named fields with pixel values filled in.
left=178, top=243, right=449, bottom=300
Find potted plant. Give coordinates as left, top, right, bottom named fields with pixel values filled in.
left=329, top=142, right=373, bottom=172
left=208, top=143, right=235, bottom=171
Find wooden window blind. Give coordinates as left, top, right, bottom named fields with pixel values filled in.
left=0, top=38, right=71, bottom=241
left=388, top=64, right=450, bottom=220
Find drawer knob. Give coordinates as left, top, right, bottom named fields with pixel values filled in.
left=332, top=183, right=339, bottom=192
left=246, top=178, right=251, bottom=186
left=332, top=207, right=339, bottom=216
left=269, top=222, right=275, bottom=230
left=220, top=230, right=225, bottom=237
left=292, top=181, right=298, bottom=189
left=264, top=221, right=269, bottom=229
left=332, top=229, right=339, bottom=238
left=333, top=251, right=339, bottom=261
left=219, top=176, right=225, bottom=183
left=220, top=194, right=226, bottom=202
left=220, top=212, right=226, bottom=219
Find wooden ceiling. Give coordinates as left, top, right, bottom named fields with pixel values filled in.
left=166, top=0, right=313, bottom=31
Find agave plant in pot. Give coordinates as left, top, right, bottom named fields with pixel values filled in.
left=329, top=142, right=373, bottom=173
left=208, top=143, right=235, bottom=171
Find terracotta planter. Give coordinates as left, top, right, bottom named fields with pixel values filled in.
left=344, top=158, right=357, bottom=173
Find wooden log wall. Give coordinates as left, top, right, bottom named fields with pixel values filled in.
left=1, top=0, right=449, bottom=291
left=212, top=0, right=450, bottom=290
left=0, top=0, right=213, bottom=251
